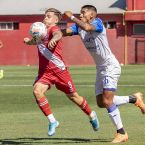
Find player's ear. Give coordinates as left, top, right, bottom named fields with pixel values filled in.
left=90, top=12, right=94, bottom=20
left=55, top=18, right=59, bottom=24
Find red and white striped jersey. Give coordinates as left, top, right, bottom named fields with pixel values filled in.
left=36, top=26, right=67, bottom=74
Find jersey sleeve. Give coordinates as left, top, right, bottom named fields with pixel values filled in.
left=69, top=24, right=79, bottom=35
left=51, top=26, right=61, bottom=34
left=91, top=18, right=103, bottom=33
left=0, top=40, right=2, bottom=43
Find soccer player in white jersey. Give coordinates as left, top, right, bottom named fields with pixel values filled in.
left=62, top=5, right=145, bottom=143
left=24, top=8, right=99, bottom=136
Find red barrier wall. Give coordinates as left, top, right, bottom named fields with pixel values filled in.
left=126, top=0, right=145, bottom=64
left=126, top=21, right=145, bottom=64
left=0, top=14, right=125, bottom=65
left=127, top=0, right=145, bottom=11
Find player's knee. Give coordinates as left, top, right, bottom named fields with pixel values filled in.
left=66, top=93, right=82, bottom=104
left=68, top=94, right=77, bottom=102
left=33, top=87, right=42, bottom=99
left=102, top=98, right=110, bottom=106
left=70, top=97, right=76, bottom=102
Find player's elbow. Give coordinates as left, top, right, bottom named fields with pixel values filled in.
left=84, top=26, right=92, bottom=32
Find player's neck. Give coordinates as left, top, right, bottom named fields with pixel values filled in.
left=47, top=24, right=56, bottom=29
left=88, top=18, right=95, bottom=24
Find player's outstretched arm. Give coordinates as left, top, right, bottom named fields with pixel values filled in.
left=0, top=41, right=3, bottom=49
left=64, top=11, right=95, bottom=32
left=48, top=31, right=62, bottom=50
left=23, top=38, right=37, bottom=45
left=62, top=28, right=73, bottom=37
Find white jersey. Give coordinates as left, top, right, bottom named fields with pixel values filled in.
left=69, top=18, right=118, bottom=67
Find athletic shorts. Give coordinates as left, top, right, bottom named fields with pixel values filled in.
left=95, top=60, right=121, bottom=96
left=34, top=69, right=76, bottom=94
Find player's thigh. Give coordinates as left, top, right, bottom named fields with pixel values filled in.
left=96, top=91, right=115, bottom=108
left=101, top=64, right=121, bottom=92
left=33, top=83, right=49, bottom=95
left=55, top=70, right=76, bottom=94
left=95, top=64, right=120, bottom=106
left=95, top=71, right=103, bottom=97
left=102, top=90, right=115, bottom=107
left=33, top=72, right=54, bottom=93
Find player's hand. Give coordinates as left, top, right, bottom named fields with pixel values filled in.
left=23, top=38, right=31, bottom=45
left=64, top=11, right=73, bottom=19
left=48, top=39, right=57, bottom=50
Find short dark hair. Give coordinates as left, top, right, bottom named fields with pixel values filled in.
left=45, top=8, right=62, bottom=21
left=81, top=5, right=97, bottom=13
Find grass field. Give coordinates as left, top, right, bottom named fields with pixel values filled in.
left=0, top=65, right=145, bottom=145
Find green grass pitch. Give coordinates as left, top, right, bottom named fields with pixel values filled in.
left=0, top=65, right=145, bottom=145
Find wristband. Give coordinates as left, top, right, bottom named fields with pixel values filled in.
left=71, top=16, right=75, bottom=20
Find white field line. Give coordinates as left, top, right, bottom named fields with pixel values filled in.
left=1, top=85, right=145, bottom=87
left=6, top=75, right=34, bottom=76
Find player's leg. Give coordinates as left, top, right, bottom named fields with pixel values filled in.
left=55, top=69, right=99, bottom=131
left=66, top=93, right=99, bottom=131
left=96, top=63, right=128, bottom=143
left=96, top=91, right=129, bottom=143
left=98, top=91, right=145, bottom=114
left=101, top=90, right=128, bottom=143
left=33, top=79, right=59, bottom=136
left=97, top=93, right=132, bottom=107
left=114, top=93, right=145, bottom=114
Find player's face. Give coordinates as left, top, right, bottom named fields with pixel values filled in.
left=80, top=8, right=92, bottom=23
left=43, top=12, right=58, bottom=28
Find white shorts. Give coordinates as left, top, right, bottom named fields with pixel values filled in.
left=95, top=61, right=121, bottom=96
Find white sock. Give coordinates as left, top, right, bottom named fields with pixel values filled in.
left=47, top=114, right=56, bottom=123
left=113, top=95, right=129, bottom=106
left=107, top=104, right=123, bottom=130
left=88, top=111, right=96, bottom=121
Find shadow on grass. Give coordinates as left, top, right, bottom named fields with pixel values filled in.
left=0, top=137, right=110, bottom=144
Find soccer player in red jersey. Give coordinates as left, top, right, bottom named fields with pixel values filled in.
left=24, top=8, right=99, bottom=136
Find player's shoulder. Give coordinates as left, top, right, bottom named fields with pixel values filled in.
left=51, top=25, right=61, bottom=32
left=91, top=18, right=103, bottom=25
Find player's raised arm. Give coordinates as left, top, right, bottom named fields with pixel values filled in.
left=23, top=38, right=37, bottom=45
left=48, top=30, right=62, bottom=49
left=64, top=11, right=96, bottom=32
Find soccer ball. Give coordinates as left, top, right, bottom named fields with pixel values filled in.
left=29, top=22, right=47, bottom=40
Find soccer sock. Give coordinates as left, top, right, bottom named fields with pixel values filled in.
left=36, top=96, right=52, bottom=116
left=88, top=111, right=96, bottom=121
left=113, top=95, right=137, bottom=106
left=113, top=95, right=129, bottom=106
left=117, top=128, right=126, bottom=134
left=129, top=95, right=137, bottom=104
left=46, top=114, right=56, bottom=123
left=107, top=104, right=125, bottom=134
left=79, top=97, right=92, bottom=115
left=36, top=96, right=56, bottom=123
